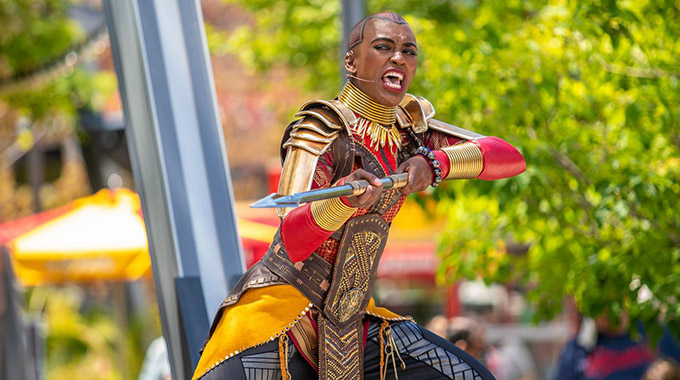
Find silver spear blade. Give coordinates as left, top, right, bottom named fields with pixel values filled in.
left=249, top=193, right=304, bottom=208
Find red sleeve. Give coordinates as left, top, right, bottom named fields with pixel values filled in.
left=433, top=150, right=451, bottom=180
left=280, top=203, right=335, bottom=262
left=424, top=129, right=526, bottom=181
left=474, top=136, right=526, bottom=180
left=422, top=129, right=463, bottom=150
left=280, top=151, right=342, bottom=262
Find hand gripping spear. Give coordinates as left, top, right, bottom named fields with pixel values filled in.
left=250, top=173, right=409, bottom=208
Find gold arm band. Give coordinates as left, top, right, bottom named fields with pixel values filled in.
left=277, top=148, right=321, bottom=218
left=441, top=143, right=484, bottom=179
left=310, top=196, right=357, bottom=231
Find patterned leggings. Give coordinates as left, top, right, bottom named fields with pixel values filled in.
left=200, top=318, right=495, bottom=380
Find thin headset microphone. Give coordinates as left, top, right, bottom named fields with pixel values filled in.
left=345, top=50, right=376, bottom=83
left=346, top=74, right=375, bottom=83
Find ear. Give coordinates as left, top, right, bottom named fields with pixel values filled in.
left=454, top=340, right=468, bottom=351
left=344, top=51, right=357, bottom=74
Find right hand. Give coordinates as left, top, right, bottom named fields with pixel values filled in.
left=343, top=169, right=383, bottom=209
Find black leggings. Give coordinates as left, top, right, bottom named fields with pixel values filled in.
left=200, top=318, right=496, bottom=380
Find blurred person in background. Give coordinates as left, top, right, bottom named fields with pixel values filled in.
left=643, top=359, right=680, bottom=380
left=448, top=316, right=488, bottom=362
left=425, top=314, right=449, bottom=339
left=443, top=315, right=538, bottom=380
left=138, top=336, right=171, bottom=380
left=486, top=335, right=538, bottom=380
left=554, top=313, right=655, bottom=380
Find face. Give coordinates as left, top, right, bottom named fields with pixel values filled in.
left=346, top=19, right=418, bottom=106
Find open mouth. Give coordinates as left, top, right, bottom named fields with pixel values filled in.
left=381, top=69, right=404, bottom=92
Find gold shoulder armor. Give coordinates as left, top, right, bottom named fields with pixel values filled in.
left=277, top=100, right=355, bottom=218
left=397, top=94, right=435, bottom=133
left=398, top=94, right=484, bottom=140
left=296, top=99, right=357, bottom=135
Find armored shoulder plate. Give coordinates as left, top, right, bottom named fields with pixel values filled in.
left=277, top=100, right=357, bottom=218
left=398, top=94, right=484, bottom=141
left=280, top=100, right=357, bottom=160
left=397, top=93, right=436, bottom=134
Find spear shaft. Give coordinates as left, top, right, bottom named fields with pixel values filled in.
left=250, top=173, right=409, bottom=208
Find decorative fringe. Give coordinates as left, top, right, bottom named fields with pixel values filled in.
left=279, top=334, right=291, bottom=380
left=379, top=320, right=406, bottom=380
left=379, top=320, right=389, bottom=380
left=354, top=118, right=402, bottom=153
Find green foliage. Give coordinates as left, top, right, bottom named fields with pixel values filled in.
left=0, top=0, right=114, bottom=120
left=410, top=0, right=680, bottom=337
left=3, top=69, right=118, bottom=119
left=222, top=0, right=680, bottom=337
left=27, top=286, right=121, bottom=380
left=0, top=0, right=81, bottom=76
left=213, top=0, right=343, bottom=95
left=25, top=285, right=158, bottom=380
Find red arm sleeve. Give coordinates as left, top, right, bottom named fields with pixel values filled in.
left=424, top=130, right=526, bottom=181
left=280, top=203, right=333, bottom=262
left=474, top=136, right=526, bottom=180
left=280, top=152, right=353, bottom=262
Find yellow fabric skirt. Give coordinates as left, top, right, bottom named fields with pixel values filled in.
left=193, top=284, right=406, bottom=379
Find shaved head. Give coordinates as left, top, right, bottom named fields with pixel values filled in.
left=343, top=11, right=417, bottom=106
left=347, top=12, right=409, bottom=52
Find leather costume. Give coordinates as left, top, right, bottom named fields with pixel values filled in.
left=193, top=81, right=526, bottom=380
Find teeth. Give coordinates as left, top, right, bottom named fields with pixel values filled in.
left=385, top=81, right=401, bottom=89
left=383, top=71, right=404, bottom=81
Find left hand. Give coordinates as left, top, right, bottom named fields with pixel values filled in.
left=395, top=156, right=433, bottom=196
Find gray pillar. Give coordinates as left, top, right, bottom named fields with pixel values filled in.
left=340, top=0, right=365, bottom=81
left=102, top=1, right=244, bottom=378
left=1, top=251, right=37, bottom=380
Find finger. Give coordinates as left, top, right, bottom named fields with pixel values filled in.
left=363, top=172, right=382, bottom=187
left=355, top=188, right=379, bottom=208
left=395, top=161, right=409, bottom=174
left=354, top=169, right=382, bottom=187
left=398, top=180, right=414, bottom=196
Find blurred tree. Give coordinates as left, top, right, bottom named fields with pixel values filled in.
left=213, top=0, right=343, bottom=95
left=0, top=2, right=136, bottom=379
left=0, top=0, right=116, bottom=220
left=26, top=285, right=158, bottom=380
left=0, top=0, right=112, bottom=118
left=219, top=0, right=680, bottom=341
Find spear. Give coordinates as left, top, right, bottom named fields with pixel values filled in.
left=250, top=173, right=409, bottom=208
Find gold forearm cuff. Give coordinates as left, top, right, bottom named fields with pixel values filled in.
left=310, top=197, right=357, bottom=232
left=441, top=143, right=483, bottom=179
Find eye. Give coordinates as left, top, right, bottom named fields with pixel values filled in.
left=403, top=49, right=418, bottom=56
left=374, top=44, right=391, bottom=51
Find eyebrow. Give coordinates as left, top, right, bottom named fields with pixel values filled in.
left=370, top=37, right=418, bottom=49
left=371, top=37, right=395, bottom=44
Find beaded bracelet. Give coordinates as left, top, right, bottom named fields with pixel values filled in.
left=415, top=146, right=443, bottom=187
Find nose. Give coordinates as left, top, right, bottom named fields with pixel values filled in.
left=390, top=50, right=405, bottom=66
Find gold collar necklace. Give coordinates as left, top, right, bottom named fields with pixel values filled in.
left=338, top=80, right=397, bottom=125
left=338, top=81, right=401, bottom=151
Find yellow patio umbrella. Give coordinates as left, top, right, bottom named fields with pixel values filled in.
left=1, top=189, right=282, bottom=287
left=4, top=189, right=151, bottom=286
